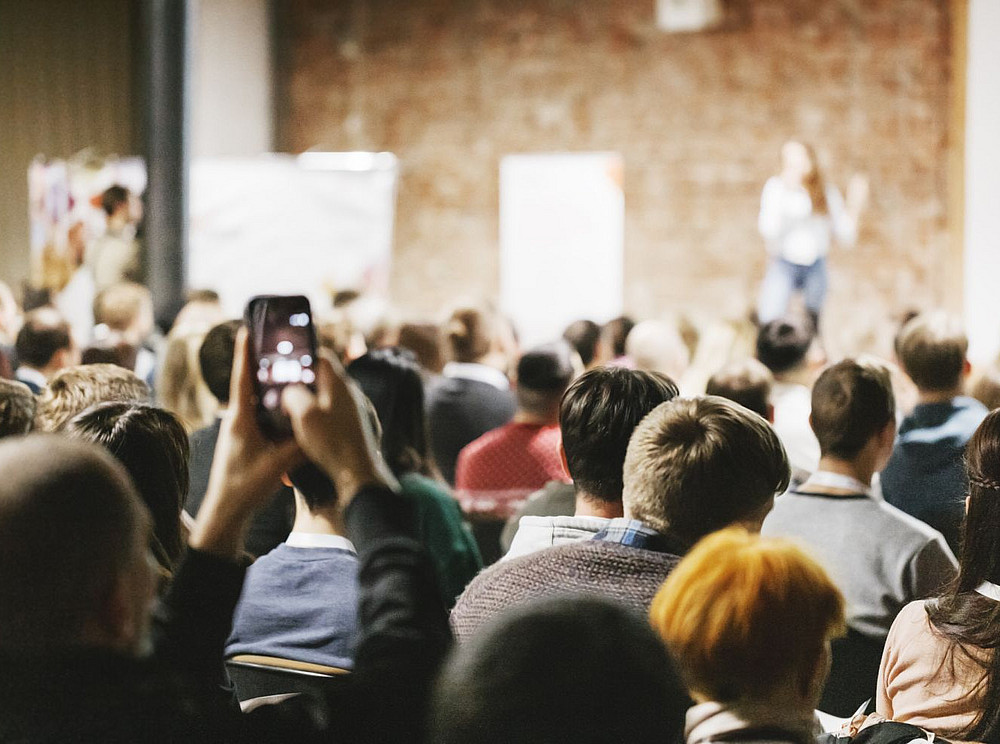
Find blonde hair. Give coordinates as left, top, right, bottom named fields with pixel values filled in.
left=34, top=364, right=150, bottom=432
left=622, top=396, right=789, bottom=540
left=896, top=311, right=968, bottom=392
left=93, top=282, right=152, bottom=333
left=157, top=329, right=218, bottom=432
left=650, top=528, right=845, bottom=702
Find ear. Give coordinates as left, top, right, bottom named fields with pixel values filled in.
left=767, top=403, right=774, bottom=424
left=963, top=358, right=972, bottom=378
left=559, top=442, right=570, bottom=480
left=281, top=472, right=293, bottom=488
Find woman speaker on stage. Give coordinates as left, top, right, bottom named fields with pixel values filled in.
left=757, top=140, right=868, bottom=328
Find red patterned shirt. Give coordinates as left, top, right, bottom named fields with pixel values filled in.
left=454, top=422, right=570, bottom=520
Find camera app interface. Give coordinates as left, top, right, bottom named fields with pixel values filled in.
left=251, top=299, right=315, bottom=413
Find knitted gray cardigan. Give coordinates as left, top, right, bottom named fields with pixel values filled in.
left=450, top=540, right=682, bottom=641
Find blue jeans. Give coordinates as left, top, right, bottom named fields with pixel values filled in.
left=757, top=257, right=827, bottom=325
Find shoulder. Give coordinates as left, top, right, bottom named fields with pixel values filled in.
left=886, top=600, right=935, bottom=647
left=875, top=500, right=951, bottom=546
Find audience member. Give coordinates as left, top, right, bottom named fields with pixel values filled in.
left=0, top=380, right=35, bottom=438
left=970, top=362, right=1000, bottom=411
left=433, top=596, right=690, bottom=744
left=451, top=395, right=789, bottom=640
left=170, top=289, right=225, bottom=332
left=882, top=312, right=987, bottom=553
left=626, top=319, right=691, bottom=384
left=91, top=281, right=157, bottom=384
left=227, top=461, right=359, bottom=668
left=427, top=304, right=517, bottom=484
left=651, top=528, right=845, bottom=744
left=87, top=184, right=141, bottom=292
left=502, top=366, right=679, bottom=559
left=597, top=314, right=635, bottom=366
left=705, top=357, right=774, bottom=419
left=455, top=342, right=575, bottom=522
left=54, top=220, right=96, bottom=348
left=347, top=348, right=482, bottom=607
left=186, top=320, right=293, bottom=557
left=756, top=315, right=820, bottom=482
left=65, top=402, right=190, bottom=578
left=157, top=327, right=217, bottom=431
left=762, top=360, right=956, bottom=709
left=877, top=409, right=1000, bottom=742
left=14, top=307, right=77, bottom=393
left=398, top=322, right=446, bottom=374
left=562, top=319, right=602, bottom=369
left=33, top=363, right=149, bottom=432
left=0, top=333, right=450, bottom=742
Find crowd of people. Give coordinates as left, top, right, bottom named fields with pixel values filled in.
left=2, top=238, right=1000, bottom=743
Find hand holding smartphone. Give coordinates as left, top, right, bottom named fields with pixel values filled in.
left=244, top=295, right=318, bottom=440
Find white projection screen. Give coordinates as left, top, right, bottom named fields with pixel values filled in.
left=188, top=153, right=398, bottom=317
left=499, top=152, right=624, bottom=348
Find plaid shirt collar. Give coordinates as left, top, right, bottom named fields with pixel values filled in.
left=592, top=518, right=692, bottom=556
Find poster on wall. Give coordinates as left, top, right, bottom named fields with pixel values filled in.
left=499, top=152, right=625, bottom=348
left=188, top=152, right=399, bottom=318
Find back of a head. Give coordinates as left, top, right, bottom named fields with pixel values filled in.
left=972, top=364, right=1000, bottom=412
left=93, top=282, right=152, bottom=333
left=623, top=396, right=789, bottom=542
left=601, top=315, right=635, bottom=359
left=706, top=358, right=774, bottom=419
left=755, top=316, right=814, bottom=375
left=562, top=319, right=601, bottom=368
left=348, top=347, right=430, bottom=477
left=896, top=311, right=968, bottom=393
left=432, top=595, right=690, bottom=744
left=626, top=320, right=690, bottom=380
left=398, top=322, right=445, bottom=374
left=560, top=367, right=679, bottom=502
left=65, top=402, right=189, bottom=570
left=15, top=307, right=72, bottom=370
left=811, top=359, right=895, bottom=460
left=515, top=341, right=577, bottom=418
left=198, top=319, right=241, bottom=404
left=34, top=363, right=150, bottom=433
left=650, top=528, right=844, bottom=705
left=101, top=184, right=129, bottom=217
left=0, top=380, right=36, bottom=438
left=443, top=305, right=495, bottom=364
left=0, top=435, right=144, bottom=652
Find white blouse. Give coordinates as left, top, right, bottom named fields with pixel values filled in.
left=758, top=176, right=857, bottom=266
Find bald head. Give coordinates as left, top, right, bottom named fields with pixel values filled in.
left=0, top=436, right=148, bottom=652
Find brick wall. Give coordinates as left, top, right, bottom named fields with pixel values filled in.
left=276, top=0, right=953, bottom=356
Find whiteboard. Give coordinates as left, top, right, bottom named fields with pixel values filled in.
left=188, top=153, right=398, bottom=317
left=499, top=153, right=625, bottom=348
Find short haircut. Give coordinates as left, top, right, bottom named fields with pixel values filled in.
left=186, top=288, right=220, bottom=304
left=93, top=282, right=152, bottom=332
left=34, top=364, right=149, bottom=433
left=0, top=435, right=146, bottom=651
left=100, top=184, right=129, bottom=216
left=0, top=380, right=36, bottom=438
left=756, top=316, right=814, bottom=375
left=811, top=359, right=895, bottom=460
left=625, top=320, right=691, bottom=380
left=706, top=358, right=774, bottom=420
left=15, top=308, right=72, bottom=369
left=601, top=315, right=635, bottom=358
left=560, top=367, right=679, bottom=502
left=562, top=320, right=601, bottom=367
left=896, top=311, right=968, bottom=392
left=516, top=342, right=576, bottom=417
left=198, top=320, right=241, bottom=404
left=398, top=322, right=445, bottom=374
left=651, top=528, right=845, bottom=702
left=65, top=403, right=189, bottom=571
left=432, top=596, right=690, bottom=744
left=623, top=396, right=789, bottom=541
left=971, top=364, right=1000, bottom=412
left=442, top=305, right=495, bottom=364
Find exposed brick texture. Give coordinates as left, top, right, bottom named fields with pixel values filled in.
left=276, top=0, right=952, bottom=356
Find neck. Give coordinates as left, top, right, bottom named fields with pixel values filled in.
left=814, top=456, right=874, bottom=490
left=775, top=366, right=812, bottom=387
left=513, top=410, right=558, bottom=426
left=574, top=492, right=623, bottom=519
left=291, top=507, right=345, bottom=536
left=917, top=387, right=962, bottom=405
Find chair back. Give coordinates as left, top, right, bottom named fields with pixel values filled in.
left=225, top=654, right=350, bottom=703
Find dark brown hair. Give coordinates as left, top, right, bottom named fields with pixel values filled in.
left=443, top=306, right=494, bottom=364
left=706, top=359, right=773, bottom=420
left=896, top=312, right=968, bottom=392
left=810, top=359, right=895, bottom=460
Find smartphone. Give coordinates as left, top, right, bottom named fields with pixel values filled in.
left=244, top=295, right=318, bottom=440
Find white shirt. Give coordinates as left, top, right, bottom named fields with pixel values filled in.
left=771, top=381, right=820, bottom=478
left=442, top=362, right=510, bottom=391
left=758, top=176, right=857, bottom=266
left=15, top=366, right=48, bottom=391
left=285, top=532, right=356, bottom=553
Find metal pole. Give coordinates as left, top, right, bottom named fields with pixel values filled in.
left=140, top=0, right=189, bottom=330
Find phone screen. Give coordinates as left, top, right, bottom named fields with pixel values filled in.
left=246, top=295, right=316, bottom=438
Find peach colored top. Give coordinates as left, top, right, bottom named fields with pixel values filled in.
left=877, top=600, right=991, bottom=739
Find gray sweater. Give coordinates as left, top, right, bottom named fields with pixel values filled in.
left=450, top=539, right=681, bottom=640
left=761, top=490, right=958, bottom=640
